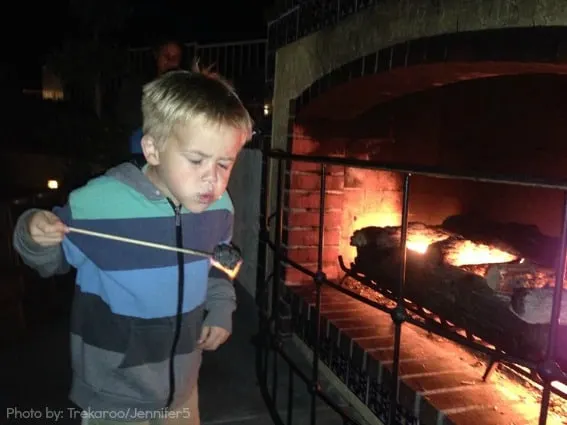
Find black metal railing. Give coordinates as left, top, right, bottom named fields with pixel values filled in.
left=255, top=148, right=567, bottom=425
left=265, top=0, right=378, bottom=95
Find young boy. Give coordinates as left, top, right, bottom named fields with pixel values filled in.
left=12, top=69, right=253, bottom=424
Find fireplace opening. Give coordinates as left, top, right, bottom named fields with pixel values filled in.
left=281, top=74, right=567, bottom=423
left=287, top=74, right=567, bottom=273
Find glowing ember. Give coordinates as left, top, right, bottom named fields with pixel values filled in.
left=211, top=258, right=242, bottom=279
left=406, top=240, right=429, bottom=254
left=442, top=239, right=518, bottom=266
left=406, top=233, right=447, bottom=254
left=350, top=220, right=519, bottom=267
left=397, top=227, right=518, bottom=266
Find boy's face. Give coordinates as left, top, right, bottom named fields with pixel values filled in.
left=143, top=120, right=247, bottom=213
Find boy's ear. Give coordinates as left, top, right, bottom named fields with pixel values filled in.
left=141, top=135, right=160, bottom=166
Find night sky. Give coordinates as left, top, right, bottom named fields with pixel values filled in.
left=5, top=0, right=271, bottom=89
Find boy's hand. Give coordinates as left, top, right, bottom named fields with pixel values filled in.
left=197, top=326, right=230, bottom=351
left=28, top=210, right=69, bottom=247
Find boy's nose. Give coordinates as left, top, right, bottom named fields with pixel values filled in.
left=201, top=166, right=218, bottom=184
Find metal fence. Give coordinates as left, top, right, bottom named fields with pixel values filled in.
left=60, top=39, right=267, bottom=115
left=128, top=39, right=267, bottom=88
left=255, top=147, right=567, bottom=425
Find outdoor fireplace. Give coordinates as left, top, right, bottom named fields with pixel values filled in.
left=274, top=74, right=567, bottom=424
left=258, top=3, right=567, bottom=425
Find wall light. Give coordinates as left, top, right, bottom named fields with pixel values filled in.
left=47, top=179, right=59, bottom=190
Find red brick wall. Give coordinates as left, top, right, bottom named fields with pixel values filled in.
left=284, top=125, right=345, bottom=284
left=285, top=125, right=467, bottom=282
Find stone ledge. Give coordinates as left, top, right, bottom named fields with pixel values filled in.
left=286, top=283, right=541, bottom=424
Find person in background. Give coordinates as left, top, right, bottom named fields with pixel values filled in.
left=115, top=37, right=184, bottom=159
left=154, top=39, right=184, bottom=77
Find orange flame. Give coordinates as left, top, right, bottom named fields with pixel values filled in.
left=346, top=213, right=518, bottom=267
left=211, top=258, right=242, bottom=280
left=406, top=234, right=444, bottom=255
left=443, top=240, right=517, bottom=267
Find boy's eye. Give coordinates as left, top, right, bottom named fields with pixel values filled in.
left=218, top=163, right=230, bottom=170
left=188, top=158, right=202, bottom=165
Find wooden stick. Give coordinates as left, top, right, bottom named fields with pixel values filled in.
left=68, top=226, right=212, bottom=259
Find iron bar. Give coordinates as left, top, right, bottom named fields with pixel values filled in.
left=398, top=174, right=411, bottom=298
left=317, top=164, right=326, bottom=273
left=545, top=192, right=567, bottom=357
left=275, top=341, right=365, bottom=425
left=267, top=5, right=301, bottom=27
left=267, top=150, right=567, bottom=191
left=261, top=138, right=274, bottom=231
left=272, top=158, right=286, bottom=333
left=255, top=134, right=272, bottom=316
left=287, top=365, right=294, bottom=425
left=295, top=3, right=300, bottom=39
left=310, top=163, right=327, bottom=425
left=310, top=285, right=322, bottom=425
left=271, top=157, right=286, bottom=407
left=482, top=358, right=499, bottom=382
left=224, top=46, right=228, bottom=76
left=197, top=38, right=268, bottom=49
left=388, top=173, right=411, bottom=425
left=264, top=335, right=270, bottom=386
left=255, top=340, right=287, bottom=425
left=272, top=350, right=279, bottom=407
left=538, top=192, right=567, bottom=425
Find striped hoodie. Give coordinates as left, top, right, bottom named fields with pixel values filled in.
left=13, top=162, right=237, bottom=418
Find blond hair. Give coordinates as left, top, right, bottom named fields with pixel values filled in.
left=141, top=65, right=254, bottom=148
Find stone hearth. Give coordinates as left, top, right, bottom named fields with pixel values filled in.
left=286, top=283, right=564, bottom=425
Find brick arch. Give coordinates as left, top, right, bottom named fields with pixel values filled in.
left=271, top=0, right=567, bottom=149
left=292, top=27, right=567, bottom=121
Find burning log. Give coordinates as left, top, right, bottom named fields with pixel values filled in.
left=350, top=225, right=567, bottom=371
left=483, top=262, right=566, bottom=293
left=442, top=214, right=559, bottom=267
left=481, top=262, right=567, bottom=324
left=351, top=222, right=454, bottom=254
left=426, top=237, right=520, bottom=267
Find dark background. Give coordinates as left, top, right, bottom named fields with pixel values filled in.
left=5, top=0, right=272, bottom=90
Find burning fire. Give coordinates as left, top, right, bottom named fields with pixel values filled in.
left=440, top=239, right=518, bottom=267
left=406, top=233, right=517, bottom=266
left=210, top=258, right=242, bottom=280
left=406, top=235, right=433, bottom=254
left=346, top=213, right=518, bottom=267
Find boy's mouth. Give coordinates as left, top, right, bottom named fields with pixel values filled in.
left=197, top=193, right=215, bottom=204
